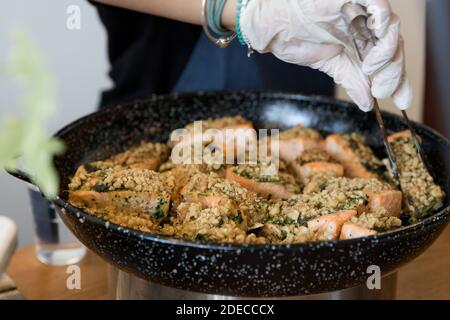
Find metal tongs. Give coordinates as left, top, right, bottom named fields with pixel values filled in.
left=342, top=3, right=431, bottom=187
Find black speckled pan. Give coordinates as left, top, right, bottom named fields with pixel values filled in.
left=9, top=92, right=450, bottom=297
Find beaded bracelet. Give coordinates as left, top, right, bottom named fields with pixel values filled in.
left=208, top=0, right=234, bottom=36
left=202, top=0, right=236, bottom=48
left=235, top=0, right=254, bottom=57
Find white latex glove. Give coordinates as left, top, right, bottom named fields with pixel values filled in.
left=240, top=0, right=412, bottom=112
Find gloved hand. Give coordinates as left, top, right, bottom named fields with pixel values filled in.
left=239, top=0, right=412, bottom=112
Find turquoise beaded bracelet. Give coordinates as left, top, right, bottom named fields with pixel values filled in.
left=236, top=0, right=254, bottom=56
left=236, top=0, right=246, bottom=46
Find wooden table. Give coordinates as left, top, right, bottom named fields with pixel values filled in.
left=7, top=226, right=450, bottom=300
left=7, top=248, right=108, bottom=300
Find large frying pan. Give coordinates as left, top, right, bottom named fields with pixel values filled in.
left=9, top=92, right=450, bottom=297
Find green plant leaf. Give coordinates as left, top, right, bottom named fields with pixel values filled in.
left=0, top=116, right=25, bottom=169
left=0, top=28, right=65, bottom=199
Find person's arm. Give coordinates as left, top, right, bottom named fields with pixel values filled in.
left=92, top=0, right=238, bottom=30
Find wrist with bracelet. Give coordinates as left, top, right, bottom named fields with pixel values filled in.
left=201, top=0, right=236, bottom=48
left=201, top=0, right=253, bottom=56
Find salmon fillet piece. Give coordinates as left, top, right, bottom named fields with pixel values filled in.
left=307, top=210, right=357, bottom=241
left=174, top=197, right=241, bottom=226
left=339, top=222, right=377, bottom=240
left=68, top=168, right=174, bottom=222
left=260, top=222, right=312, bottom=244
left=302, top=176, right=402, bottom=216
left=70, top=163, right=107, bottom=187
left=69, top=162, right=122, bottom=193
left=277, top=125, right=324, bottom=162
left=387, top=130, right=411, bottom=143
left=366, top=190, right=403, bottom=217
left=225, top=166, right=299, bottom=199
left=289, top=161, right=344, bottom=185
left=206, top=119, right=255, bottom=163
left=108, top=141, right=169, bottom=171
left=350, top=210, right=402, bottom=232
left=69, top=190, right=170, bottom=221
left=388, top=130, right=445, bottom=221
left=162, top=163, right=228, bottom=207
left=169, top=116, right=254, bottom=158
left=184, top=115, right=253, bottom=132
left=177, top=172, right=271, bottom=229
left=173, top=202, right=267, bottom=244
left=179, top=189, right=234, bottom=211
left=325, top=134, right=384, bottom=179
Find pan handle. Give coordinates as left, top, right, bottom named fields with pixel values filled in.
left=5, top=168, right=35, bottom=186
left=6, top=168, right=66, bottom=206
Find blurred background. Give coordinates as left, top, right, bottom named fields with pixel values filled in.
left=0, top=0, right=449, bottom=245
left=0, top=0, right=110, bottom=245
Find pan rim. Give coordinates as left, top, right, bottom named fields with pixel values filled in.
left=53, top=90, right=450, bottom=251
left=54, top=90, right=450, bottom=147
left=57, top=196, right=450, bottom=251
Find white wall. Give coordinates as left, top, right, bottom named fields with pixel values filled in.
left=0, top=0, right=111, bottom=245
left=337, top=0, right=427, bottom=121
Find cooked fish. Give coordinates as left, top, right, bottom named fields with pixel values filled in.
left=365, top=190, right=403, bottom=217
left=179, top=172, right=270, bottom=228
left=173, top=202, right=266, bottom=244
left=303, top=176, right=402, bottom=217
left=388, top=131, right=445, bottom=221
left=260, top=223, right=312, bottom=244
left=169, top=116, right=254, bottom=159
left=339, top=222, right=377, bottom=240
left=350, top=209, right=402, bottom=232
left=108, top=141, right=169, bottom=170
left=69, top=168, right=173, bottom=227
left=66, top=117, right=445, bottom=245
left=307, top=210, right=357, bottom=241
left=325, top=133, right=385, bottom=179
left=278, top=125, right=324, bottom=162
left=289, top=161, right=344, bottom=185
left=225, top=164, right=300, bottom=199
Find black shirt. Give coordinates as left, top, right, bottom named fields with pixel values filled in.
left=90, top=2, right=334, bottom=109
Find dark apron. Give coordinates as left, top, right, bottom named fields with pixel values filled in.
left=174, top=33, right=334, bottom=95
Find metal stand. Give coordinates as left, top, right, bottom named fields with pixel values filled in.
left=108, top=265, right=397, bottom=300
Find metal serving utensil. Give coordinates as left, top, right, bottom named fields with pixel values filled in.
left=341, top=3, right=432, bottom=186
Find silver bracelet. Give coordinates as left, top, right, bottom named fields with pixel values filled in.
left=201, top=0, right=236, bottom=48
